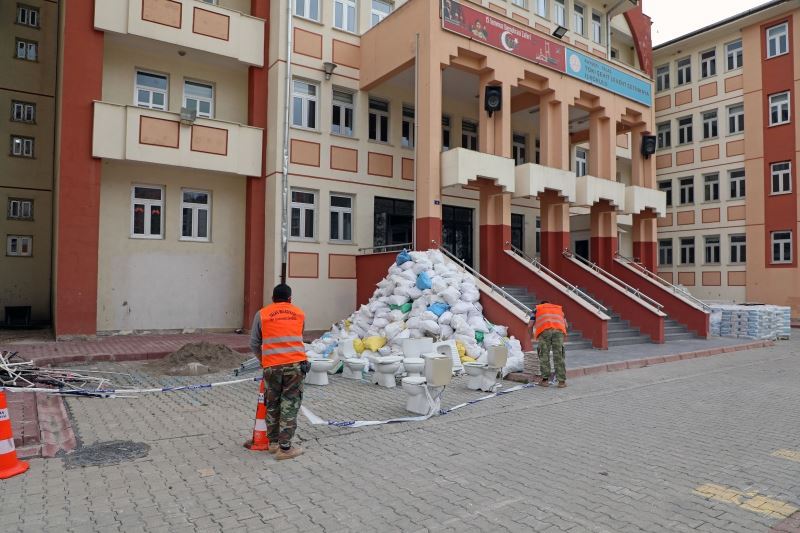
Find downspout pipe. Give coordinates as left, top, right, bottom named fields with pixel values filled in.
left=280, top=0, right=293, bottom=284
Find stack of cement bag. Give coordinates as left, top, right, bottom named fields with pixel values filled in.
left=305, top=249, right=525, bottom=376
left=709, top=304, right=792, bottom=340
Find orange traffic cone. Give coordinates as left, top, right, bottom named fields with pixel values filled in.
left=0, top=389, right=29, bottom=479
left=243, top=381, right=270, bottom=451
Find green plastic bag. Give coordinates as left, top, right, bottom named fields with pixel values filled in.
left=475, top=331, right=485, bottom=344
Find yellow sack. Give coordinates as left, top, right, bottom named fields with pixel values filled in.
left=352, top=338, right=365, bottom=354
left=460, top=356, right=477, bottom=363
left=344, top=319, right=352, bottom=332
left=455, top=341, right=466, bottom=358
left=363, top=336, right=387, bottom=352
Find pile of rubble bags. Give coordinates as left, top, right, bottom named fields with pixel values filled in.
left=709, top=304, right=792, bottom=340
left=305, top=249, right=525, bottom=376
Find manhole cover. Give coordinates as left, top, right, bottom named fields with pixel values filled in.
left=62, top=440, right=150, bottom=469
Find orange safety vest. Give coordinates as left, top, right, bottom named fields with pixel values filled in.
left=260, top=302, right=307, bottom=368
left=533, top=303, right=567, bottom=339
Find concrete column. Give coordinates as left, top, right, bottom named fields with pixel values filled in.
left=590, top=200, right=618, bottom=270
left=630, top=124, right=645, bottom=187
left=632, top=211, right=658, bottom=273
left=588, top=111, right=616, bottom=180
left=416, top=45, right=443, bottom=249
left=539, top=93, right=570, bottom=171
left=539, top=190, right=571, bottom=271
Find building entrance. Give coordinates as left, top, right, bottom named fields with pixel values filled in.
left=373, top=197, right=413, bottom=250
left=443, top=205, right=474, bottom=267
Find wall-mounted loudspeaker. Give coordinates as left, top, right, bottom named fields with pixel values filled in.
left=484, top=86, right=502, bottom=116
left=641, top=135, right=657, bottom=159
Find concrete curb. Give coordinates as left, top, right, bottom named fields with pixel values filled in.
left=506, top=340, right=775, bottom=384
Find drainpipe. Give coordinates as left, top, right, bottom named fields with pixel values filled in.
left=280, top=0, right=293, bottom=284
left=412, top=33, right=419, bottom=250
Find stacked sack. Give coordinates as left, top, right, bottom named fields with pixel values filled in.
left=305, top=249, right=525, bottom=376
left=709, top=304, right=792, bottom=340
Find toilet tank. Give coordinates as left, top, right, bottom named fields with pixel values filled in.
left=424, top=356, right=453, bottom=387
left=402, top=338, right=434, bottom=358
left=486, top=346, right=508, bottom=368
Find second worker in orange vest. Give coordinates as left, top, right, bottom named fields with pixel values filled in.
left=528, top=301, right=568, bottom=388
left=249, top=284, right=309, bottom=460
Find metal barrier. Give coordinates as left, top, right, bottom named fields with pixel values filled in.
left=614, top=253, right=711, bottom=312
left=357, top=243, right=413, bottom=255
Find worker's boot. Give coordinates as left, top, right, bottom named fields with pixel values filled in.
left=268, top=443, right=280, bottom=453
left=275, top=446, right=304, bottom=460
left=539, top=377, right=549, bottom=387
left=557, top=381, right=567, bottom=388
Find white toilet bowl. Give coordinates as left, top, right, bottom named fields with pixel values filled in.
left=305, top=358, right=335, bottom=386
left=402, top=376, right=436, bottom=415
left=374, top=356, right=403, bottom=387
left=342, top=357, right=367, bottom=380
left=463, top=362, right=485, bottom=390
left=402, top=357, right=425, bottom=378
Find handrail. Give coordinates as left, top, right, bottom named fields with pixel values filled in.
left=357, top=243, right=413, bottom=254
left=505, top=243, right=608, bottom=313
left=563, top=249, right=664, bottom=311
left=431, top=241, right=533, bottom=318
left=614, top=253, right=711, bottom=311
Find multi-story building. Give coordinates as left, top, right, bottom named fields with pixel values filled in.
left=0, top=0, right=58, bottom=327
left=654, top=0, right=800, bottom=318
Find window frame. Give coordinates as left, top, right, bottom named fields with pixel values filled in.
left=700, top=49, right=717, bottom=79
left=534, top=0, right=546, bottom=18
left=702, top=109, right=718, bottom=140
left=655, top=65, right=670, bottom=92
left=182, top=79, right=215, bottom=119
left=11, top=100, right=35, bottom=123
left=769, top=91, right=791, bottom=127
left=591, top=11, right=602, bottom=45
left=728, top=104, right=744, bottom=135
left=7, top=198, right=33, bottom=220
left=333, top=0, right=358, bottom=33
left=15, top=38, right=38, bottom=61
left=130, top=185, right=165, bottom=240
left=704, top=173, right=720, bottom=202
left=676, top=57, right=691, bottom=86
left=658, top=180, right=673, bottom=207
left=726, top=39, right=743, bottom=71
left=680, top=237, right=696, bottom=266
left=6, top=235, right=32, bottom=257
left=329, top=193, right=354, bottom=243
left=729, top=234, right=746, bottom=265
left=290, top=188, right=318, bottom=241
left=10, top=135, right=34, bottom=158
left=766, top=22, right=789, bottom=59
left=371, top=0, right=392, bottom=27
left=729, top=169, right=746, bottom=199
left=368, top=97, right=390, bottom=143
left=553, top=0, right=566, bottom=27
left=401, top=104, right=415, bottom=149
left=677, top=116, right=693, bottom=145
left=179, top=189, right=211, bottom=242
left=573, top=3, right=585, bottom=36
left=771, top=231, right=793, bottom=264
left=658, top=238, right=673, bottom=267
left=679, top=177, right=694, bottom=205
left=704, top=235, right=721, bottom=265
left=575, top=147, right=588, bottom=177
left=294, top=0, right=321, bottom=22
left=16, top=4, right=40, bottom=28
left=461, top=120, right=478, bottom=151
left=770, top=161, right=792, bottom=195
left=135, top=70, right=169, bottom=111
left=656, top=121, right=671, bottom=150
left=291, top=78, right=319, bottom=130
left=512, top=133, right=527, bottom=165
left=442, top=115, right=451, bottom=151
left=331, top=88, right=355, bottom=137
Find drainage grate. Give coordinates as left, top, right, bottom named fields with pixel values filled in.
left=62, top=440, right=150, bottom=469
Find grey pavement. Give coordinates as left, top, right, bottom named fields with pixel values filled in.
left=1, top=340, right=799, bottom=532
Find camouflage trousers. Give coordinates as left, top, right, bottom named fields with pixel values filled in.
left=263, top=362, right=306, bottom=447
left=537, top=329, right=566, bottom=382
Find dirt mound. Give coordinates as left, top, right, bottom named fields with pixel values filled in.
left=145, top=342, right=250, bottom=375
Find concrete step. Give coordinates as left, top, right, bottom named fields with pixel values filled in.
left=665, top=332, right=697, bottom=341
left=565, top=341, right=593, bottom=350
left=608, top=335, right=652, bottom=347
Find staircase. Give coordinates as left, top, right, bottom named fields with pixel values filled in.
left=579, top=289, right=652, bottom=347
left=664, top=318, right=697, bottom=342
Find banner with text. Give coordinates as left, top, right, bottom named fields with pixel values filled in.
left=565, top=49, right=652, bottom=107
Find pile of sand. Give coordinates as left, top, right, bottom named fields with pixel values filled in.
left=145, top=342, right=251, bottom=375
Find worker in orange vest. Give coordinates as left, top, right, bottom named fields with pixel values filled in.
left=528, top=300, right=568, bottom=388
left=249, top=284, right=309, bottom=460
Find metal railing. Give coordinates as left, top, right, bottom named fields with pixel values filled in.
left=563, top=249, right=664, bottom=311
left=614, top=253, right=711, bottom=312
left=357, top=242, right=413, bottom=255
left=431, top=241, right=533, bottom=317
left=505, top=243, right=608, bottom=313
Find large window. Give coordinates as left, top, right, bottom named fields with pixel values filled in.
left=181, top=190, right=211, bottom=242
left=371, top=0, right=392, bottom=26
left=658, top=180, right=673, bottom=207
left=330, top=194, right=353, bottom=243
left=368, top=98, right=389, bottom=143
left=535, top=0, right=547, bottom=18
left=728, top=104, right=744, bottom=134
left=331, top=89, right=354, bottom=136
left=767, top=22, right=788, bottom=58
left=554, top=0, right=566, bottom=26
left=295, top=0, right=320, bottom=21
left=575, top=148, right=587, bottom=177
left=374, top=197, right=413, bottom=249
left=11, top=101, right=35, bottom=123
left=16, top=5, right=39, bottom=27
left=131, top=185, right=164, bottom=239
left=461, top=120, right=478, bottom=151
left=680, top=237, right=695, bottom=265
left=290, top=189, right=317, bottom=240
left=291, top=79, right=318, bottom=129
left=591, top=12, right=602, bottom=44
left=15, top=38, right=37, bottom=61
left=704, top=236, right=720, bottom=264
left=726, top=40, right=743, bottom=70
left=573, top=3, right=585, bottom=35
left=730, top=234, right=746, bottom=264
left=656, top=121, right=671, bottom=149
left=658, top=239, right=673, bottom=266
left=656, top=65, right=670, bottom=92
left=769, top=92, right=791, bottom=126
left=512, top=133, right=527, bottom=165
left=334, top=0, right=357, bottom=33
left=679, top=177, right=694, bottom=205
left=729, top=169, right=746, bottom=199
left=511, top=213, right=524, bottom=251
left=10, top=136, right=34, bottom=158
left=702, top=110, right=718, bottom=139
left=183, top=80, right=214, bottom=118
left=771, top=161, right=792, bottom=194
left=442, top=115, right=451, bottom=151
left=771, top=231, right=793, bottom=264
left=676, top=57, right=691, bottom=86
left=135, top=71, right=168, bottom=110
left=7, top=199, right=33, bottom=220
left=700, top=49, right=716, bottom=79
left=677, top=116, right=693, bottom=145
left=401, top=105, right=414, bottom=148
left=6, top=236, right=32, bottom=257
left=704, top=174, right=719, bottom=202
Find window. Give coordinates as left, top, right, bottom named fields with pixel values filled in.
left=728, top=104, right=744, bottom=134
left=290, top=189, right=316, bottom=240
left=7, top=199, right=33, bottom=220
left=15, top=38, right=37, bottom=61
left=658, top=180, right=673, bottom=207
left=704, top=236, right=720, bottom=264
left=769, top=92, right=790, bottom=126
left=591, top=12, right=602, bottom=44
left=575, top=148, right=587, bottom=177
left=676, top=57, right=691, bottom=86
left=6, top=236, right=32, bottom=257
left=442, top=115, right=451, bottom=151
left=679, top=177, right=694, bottom=205
left=680, top=237, right=695, bottom=265
left=704, top=174, right=719, bottom=202
left=511, top=213, right=524, bottom=250
left=611, top=48, right=619, bottom=60
left=11, top=101, right=35, bottom=123
left=702, top=110, right=718, bottom=139
left=656, top=65, right=670, bottom=92
left=535, top=216, right=541, bottom=254
left=330, top=194, right=353, bottom=242
left=10, top=135, right=34, bottom=158
left=368, top=98, right=389, bottom=143
left=771, top=161, right=792, bottom=194
left=331, top=89, right=354, bottom=136
left=700, top=49, right=716, bottom=78
left=512, top=0, right=527, bottom=7
left=461, top=120, right=478, bottom=151
left=180, top=190, right=210, bottom=241
left=199, top=0, right=218, bottom=3
left=371, top=0, right=392, bottom=26
left=535, top=138, right=541, bottom=164
left=726, top=40, right=743, bottom=70
left=554, top=0, right=566, bottom=26
left=767, top=23, right=788, bottom=58
left=295, top=0, right=320, bottom=21
left=730, top=234, right=746, bottom=264
left=131, top=186, right=164, bottom=239
left=334, top=0, right=357, bottom=33
left=512, top=133, right=526, bottom=165
left=183, top=80, right=213, bottom=118
left=401, top=105, right=414, bottom=148
left=291, top=79, right=318, bottom=129
left=658, top=239, right=673, bottom=266
left=729, top=169, right=745, bottom=199
left=677, top=116, right=693, bottom=145
left=771, top=231, right=792, bottom=264
left=16, top=5, right=39, bottom=27
left=533, top=0, right=546, bottom=17
left=135, top=71, right=168, bottom=110
left=656, top=121, right=671, bottom=149
left=573, top=4, right=585, bottom=35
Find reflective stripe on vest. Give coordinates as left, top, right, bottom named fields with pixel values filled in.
left=260, top=303, right=306, bottom=367
left=534, top=304, right=567, bottom=338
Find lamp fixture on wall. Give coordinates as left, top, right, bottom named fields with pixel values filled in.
left=323, top=62, right=338, bottom=80
left=552, top=25, right=568, bottom=40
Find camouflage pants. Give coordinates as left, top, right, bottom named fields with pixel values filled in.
left=263, top=362, right=305, bottom=447
left=537, top=329, right=566, bottom=382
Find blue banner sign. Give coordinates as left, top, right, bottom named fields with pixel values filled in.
left=565, top=49, right=652, bottom=107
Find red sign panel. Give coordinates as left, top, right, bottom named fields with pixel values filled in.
left=442, top=0, right=566, bottom=73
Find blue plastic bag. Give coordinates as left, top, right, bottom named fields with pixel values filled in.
left=427, top=302, right=450, bottom=317
left=396, top=249, right=412, bottom=266
left=416, top=271, right=432, bottom=290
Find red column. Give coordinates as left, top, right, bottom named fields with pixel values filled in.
left=539, top=191, right=570, bottom=272
left=633, top=211, right=657, bottom=273
left=242, top=0, right=269, bottom=328
left=590, top=201, right=618, bottom=271
left=53, top=2, right=104, bottom=337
